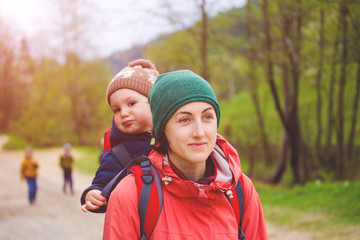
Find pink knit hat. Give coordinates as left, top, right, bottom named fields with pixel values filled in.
left=106, top=59, right=159, bottom=105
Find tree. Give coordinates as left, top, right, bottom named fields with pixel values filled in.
left=0, top=21, right=24, bottom=132
left=261, top=0, right=304, bottom=184
left=315, top=7, right=325, bottom=163
left=0, top=44, right=15, bottom=131
left=50, top=0, right=108, bottom=144
left=145, top=0, right=360, bottom=182
left=335, top=1, right=349, bottom=180
left=246, top=0, right=272, bottom=167
left=154, top=0, right=238, bottom=82
left=346, top=3, right=360, bottom=179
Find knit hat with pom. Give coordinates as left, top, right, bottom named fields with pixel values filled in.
left=106, top=59, right=159, bottom=104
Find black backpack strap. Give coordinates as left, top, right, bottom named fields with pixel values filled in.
left=235, top=180, right=245, bottom=240
left=101, top=144, right=133, bottom=199
left=138, top=159, right=163, bottom=240
left=225, top=179, right=245, bottom=240
left=101, top=168, right=125, bottom=199
left=112, top=143, right=133, bottom=168
left=101, top=155, right=146, bottom=199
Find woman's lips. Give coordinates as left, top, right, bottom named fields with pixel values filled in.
left=189, top=142, right=206, bottom=149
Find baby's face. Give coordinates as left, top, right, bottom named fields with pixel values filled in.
left=109, top=88, right=153, bottom=134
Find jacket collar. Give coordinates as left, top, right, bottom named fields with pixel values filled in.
left=149, top=134, right=242, bottom=199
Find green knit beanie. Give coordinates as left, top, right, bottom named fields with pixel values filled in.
left=149, top=70, right=220, bottom=139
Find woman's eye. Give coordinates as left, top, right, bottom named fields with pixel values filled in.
left=179, top=118, right=190, bottom=123
left=203, top=114, right=213, bottom=120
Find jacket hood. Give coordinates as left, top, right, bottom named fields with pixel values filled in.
left=148, top=134, right=242, bottom=200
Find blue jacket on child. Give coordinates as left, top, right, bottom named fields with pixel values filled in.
left=80, top=120, right=153, bottom=213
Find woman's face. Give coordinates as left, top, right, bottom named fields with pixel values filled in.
left=164, top=101, right=217, bottom=169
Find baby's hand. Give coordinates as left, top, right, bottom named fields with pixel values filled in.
left=81, top=189, right=107, bottom=213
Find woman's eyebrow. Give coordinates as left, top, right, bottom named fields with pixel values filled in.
left=175, top=111, right=192, bottom=116
left=202, top=107, right=214, bottom=113
left=176, top=107, right=214, bottom=116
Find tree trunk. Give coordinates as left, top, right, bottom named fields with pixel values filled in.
left=269, top=132, right=289, bottom=183
left=247, top=144, right=256, bottom=178
left=315, top=8, right=325, bottom=164
left=346, top=4, right=360, bottom=178
left=325, top=37, right=339, bottom=163
left=347, top=56, right=360, bottom=178
left=336, top=2, right=348, bottom=180
left=262, top=0, right=302, bottom=183
left=262, top=0, right=298, bottom=183
left=200, top=0, right=209, bottom=81
left=261, top=0, right=288, bottom=130
left=247, top=0, right=272, bottom=166
left=269, top=46, right=291, bottom=183
left=0, top=49, right=14, bottom=131
left=290, top=1, right=303, bottom=183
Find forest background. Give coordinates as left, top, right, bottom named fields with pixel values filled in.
left=1, top=1, right=360, bottom=237
left=1, top=0, right=359, bottom=185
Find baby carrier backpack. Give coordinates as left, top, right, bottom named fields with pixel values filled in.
left=101, top=140, right=246, bottom=239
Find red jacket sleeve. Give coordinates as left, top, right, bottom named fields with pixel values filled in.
left=241, top=173, right=268, bottom=240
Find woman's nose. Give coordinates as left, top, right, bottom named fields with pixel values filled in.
left=192, top=120, right=205, bottom=137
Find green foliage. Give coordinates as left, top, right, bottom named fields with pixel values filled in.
left=2, top=134, right=31, bottom=150
left=11, top=56, right=113, bottom=147
left=257, top=181, right=360, bottom=225
left=219, top=82, right=282, bottom=144
left=1, top=1, right=359, bottom=183
left=145, top=30, right=199, bottom=73
left=73, top=146, right=101, bottom=175
left=146, top=1, right=360, bottom=182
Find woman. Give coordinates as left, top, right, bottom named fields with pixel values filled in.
left=20, top=147, right=39, bottom=204
left=103, top=70, right=268, bottom=239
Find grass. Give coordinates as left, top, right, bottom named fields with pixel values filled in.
left=256, top=180, right=360, bottom=234
left=73, top=146, right=101, bottom=175
left=2, top=134, right=31, bottom=150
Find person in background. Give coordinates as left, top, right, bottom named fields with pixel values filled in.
left=20, top=147, right=39, bottom=204
left=60, top=143, right=74, bottom=194
left=81, top=59, right=159, bottom=213
left=103, top=70, right=268, bottom=239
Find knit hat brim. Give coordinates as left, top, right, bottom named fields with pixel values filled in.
left=149, top=70, right=220, bottom=139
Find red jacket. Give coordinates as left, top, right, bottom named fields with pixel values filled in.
left=103, top=134, right=268, bottom=239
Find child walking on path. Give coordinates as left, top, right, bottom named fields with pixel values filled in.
left=81, top=59, right=159, bottom=213
left=60, top=143, right=74, bottom=194
left=20, top=147, right=39, bottom=204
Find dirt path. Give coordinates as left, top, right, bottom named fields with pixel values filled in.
left=0, top=135, right=104, bottom=240
left=0, top=135, right=319, bottom=240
